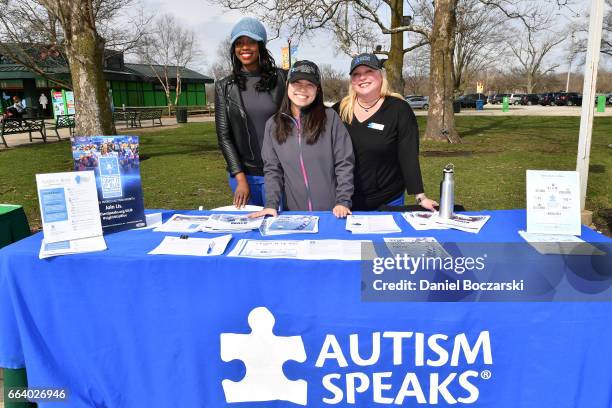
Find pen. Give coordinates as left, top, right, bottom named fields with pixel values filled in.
left=206, top=241, right=215, bottom=255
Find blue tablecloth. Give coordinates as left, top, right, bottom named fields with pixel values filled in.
left=0, top=210, right=611, bottom=407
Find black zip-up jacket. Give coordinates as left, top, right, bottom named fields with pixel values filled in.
left=215, top=69, right=287, bottom=177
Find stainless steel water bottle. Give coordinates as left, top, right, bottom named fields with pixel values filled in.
left=439, top=164, right=455, bottom=219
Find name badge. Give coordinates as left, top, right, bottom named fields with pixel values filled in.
left=368, top=122, right=385, bottom=131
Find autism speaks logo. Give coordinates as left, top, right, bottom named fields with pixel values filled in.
left=220, top=307, right=493, bottom=405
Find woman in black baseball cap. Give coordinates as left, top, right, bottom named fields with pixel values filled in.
left=249, top=60, right=355, bottom=218
left=334, top=53, right=438, bottom=211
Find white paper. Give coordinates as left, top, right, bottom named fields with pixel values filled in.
left=259, top=215, right=319, bottom=236
left=228, top=239, right=371, bottom=260
left=346, top=215, right=401, bottom=234
left=210, top=205, right=264, bottom=212
left=526, top=170, right=581, bottom=235
left=204, top=213, right=264, bottom=233
left=518, top=230, right=602, bottom=255
left=384, top=237, right=451, bottom=258
left=434, top=213, right=491, bottom=233
left=153, top=214, right=210, bottom=233
left=148, top=234, right=232, bottom=256
left=301, top=240, right=367, bottom=260
left=135, top=212, right=163, bottom=230
left=402, top=212, right=449, bottom=231
left=36, top=171, right=103, bottom=243
left=39, top=235, right=107, bottom=259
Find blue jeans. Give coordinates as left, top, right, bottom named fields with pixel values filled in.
left=228, top=174, right=266, bottom=207
left=386, top=194, right=405, bottom=207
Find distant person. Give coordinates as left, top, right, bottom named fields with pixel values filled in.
left=4, top=96, right=24, bottom=119
left=334, top=53, right=438, bottom=211
left=39, top=93, right=48, bottom=112
left=215, top=17, right=287, bottom=208
left=249, top=60, right=354, bottom=218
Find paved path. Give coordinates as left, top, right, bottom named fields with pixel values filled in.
left=0, top=115, right=215, bottom=149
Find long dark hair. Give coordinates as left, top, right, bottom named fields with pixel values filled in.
left=274, top=84, right=327, bottom=145
left=230, top=41, right=278, bottom=92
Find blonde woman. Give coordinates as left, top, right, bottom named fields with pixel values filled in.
left=333, top=53, right=437, bottom=211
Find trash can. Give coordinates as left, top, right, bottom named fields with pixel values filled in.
left=453, top=101, right=461, bottom=113
left=475, top=99, right=484, bottom=111
left=176, top=107, right=188, bottom=123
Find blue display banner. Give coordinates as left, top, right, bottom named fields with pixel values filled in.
left=71, top=135, right=146, bottom=233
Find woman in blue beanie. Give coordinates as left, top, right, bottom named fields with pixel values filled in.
left=215, top=17, right=287, bottom=208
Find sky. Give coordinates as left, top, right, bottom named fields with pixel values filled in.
left=138, top=0, right=353, bottom=75
left=135, top=0, right=610, bottom=78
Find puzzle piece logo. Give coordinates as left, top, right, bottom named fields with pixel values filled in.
left=220, top=307, right=307, bottom=405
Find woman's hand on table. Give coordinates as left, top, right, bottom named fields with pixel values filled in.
left=418, top=195, right=439, bottom=211
left=332, top=205, right=352, bottom=218
left=248, top=208, right=278, bottom=218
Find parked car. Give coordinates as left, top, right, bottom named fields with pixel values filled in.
left=540, top=93, right=562, bottom=106
left=520, top=94, right=540, bottom=105
left=406, top=95, right=429, bottom=110
left=607, top=93, right=612, bottom=105
left=509, top=94, right=526, bottom=105
left=455, top=93, right=487, bottom=108
left=554, top=92, right=582, bottom=106
left=489, top=94, right=510, bottom=104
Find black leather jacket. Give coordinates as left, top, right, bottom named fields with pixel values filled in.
left=215, top=69, right=287, bottom=176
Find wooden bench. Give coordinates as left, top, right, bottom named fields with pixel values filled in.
left=0, top=118, right=47, bottom=148
left=47, top=115, right=75, bottom=139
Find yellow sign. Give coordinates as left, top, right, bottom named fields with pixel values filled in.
left=281, top=47, right=290, bottom=70
left=476, top=82, right=484, bottom=94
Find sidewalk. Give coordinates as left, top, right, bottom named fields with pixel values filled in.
left=0, top=115, right=215, bottom=149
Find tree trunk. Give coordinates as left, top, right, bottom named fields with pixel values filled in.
left=386, top=0, right=405, bottom=94
left=424, top=0, right=461, bottom=143
left=526, top=73, right=534, bottom=94
left=64, top=24, right=115, bottom=135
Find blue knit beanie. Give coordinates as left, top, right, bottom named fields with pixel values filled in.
left=230, top=17, right=267, bottom=44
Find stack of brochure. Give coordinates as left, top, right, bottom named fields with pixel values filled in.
left=149, top=234, right=232, bottom=257
left=36, top=171, right=107, bottom=259
left=402, top=212, right=490, bottom=234
left=384, top=237, right=450, bottom=258
left=228, top=239, right=369, bottom=260
left=346, top=215, right=402, bottom=234
left=154, top=214, right=210, bottom=233
left=259, top=215, right=319, bottom=236
left=401, top=212, right=449, bottom=231
left=154, top=213, right=264, bottom=234
left=203, top=214, right=264, bottom=233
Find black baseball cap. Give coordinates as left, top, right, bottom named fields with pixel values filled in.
left=288, top=60, right=321, bottom=86
left=349, top=53, right=382, bottom=74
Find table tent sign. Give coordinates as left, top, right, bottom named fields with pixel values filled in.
left=71, top=135, right=146, bottom=234
left=526, top=170, right=581, bottom=235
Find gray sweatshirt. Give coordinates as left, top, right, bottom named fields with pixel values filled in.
left=262, top=108, right=355, bottom=211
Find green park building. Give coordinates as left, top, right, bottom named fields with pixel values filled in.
left=0, top=48, right=213, bottom=117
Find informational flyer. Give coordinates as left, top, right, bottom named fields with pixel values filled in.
left=526, top=170, right=581, bottom=235
left=72, top=136, right=146, bottom=234
left=36, top=171, right=103, bottom=243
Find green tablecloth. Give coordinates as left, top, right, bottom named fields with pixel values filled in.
left=0, top=205, right=31, bottom=249
left=0, top=205, right=33, bottom=408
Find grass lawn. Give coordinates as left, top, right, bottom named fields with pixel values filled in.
left=0, top=116, right=610, bottom=235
